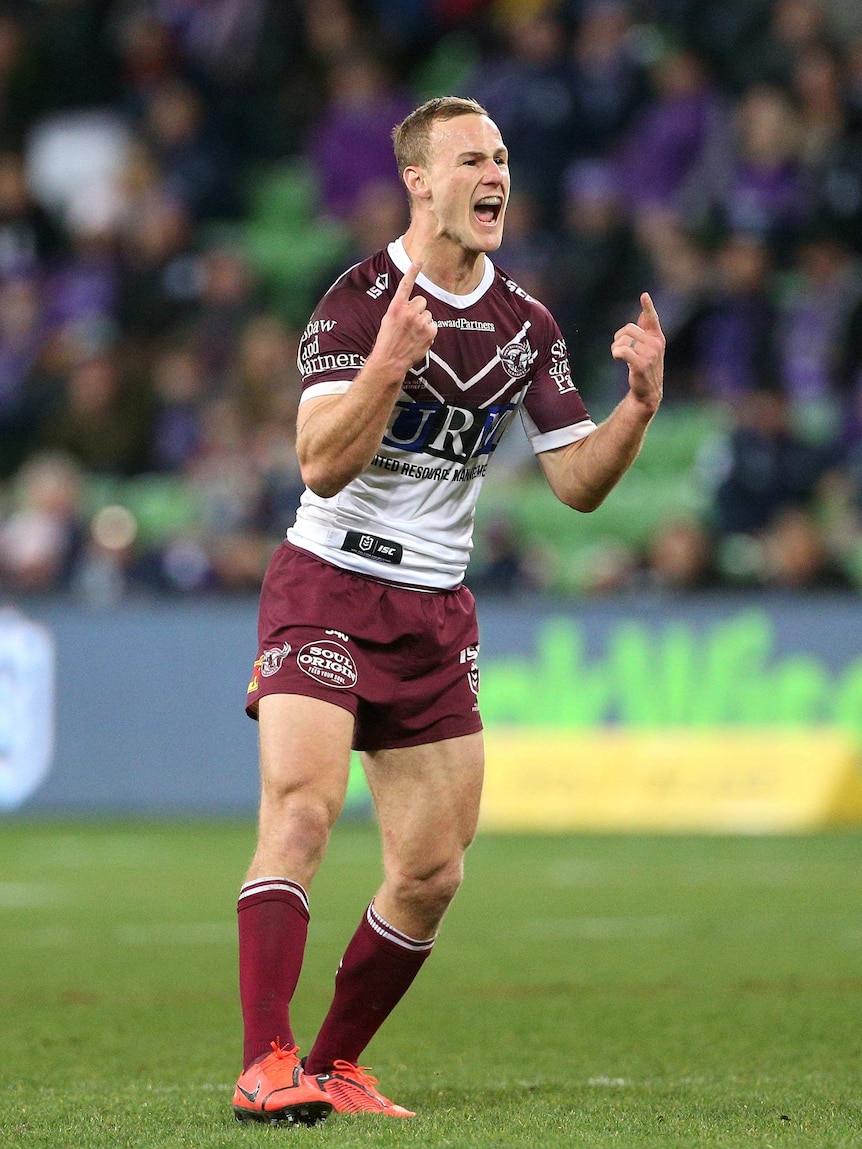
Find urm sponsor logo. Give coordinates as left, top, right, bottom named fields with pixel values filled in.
left=383, top=400, right=516, bottom=464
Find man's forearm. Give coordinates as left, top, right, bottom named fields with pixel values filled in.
left=542, top=391, right=657, bottom=512
left=296, top=361, right=405, bottom=498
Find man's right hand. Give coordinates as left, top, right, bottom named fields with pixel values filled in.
left=369, top=262, right=438, bottom=379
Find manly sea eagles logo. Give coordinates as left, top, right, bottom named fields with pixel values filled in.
left=259, top=642, right=292, bottom=677
left=497, top=335, right=537, bottom=380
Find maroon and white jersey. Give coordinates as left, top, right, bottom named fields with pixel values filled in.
left=288, top=237, right=596, bottom=589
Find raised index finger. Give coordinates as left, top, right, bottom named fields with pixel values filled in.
left=395, top=260, right=423, bottom=300
left=638, top=291, right=663, bottom=334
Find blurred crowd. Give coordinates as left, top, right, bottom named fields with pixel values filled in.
left=2, top=0, right=862, bottom=601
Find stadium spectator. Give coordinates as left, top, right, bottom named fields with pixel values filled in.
left=148, top=340, right=208, bottom=473
left=696, top=231, right=780, bottom=402
left=141, top=78, right=241, bottom=222
left=614, top=47, right=730, bottom=228
left=710, top=386, right=835, bottom=537
left=641, top=515, right=721, bottom=592
left=0, top=275, right=46, bottom=477
left=493, top=186, right=553, bottom=302
left=467, top=8, right=577, bottom=227
left=703, top=82, right=810, bottom=256
left=643, top=0, right=762, bottom=81
left=0, top=11, right=51, bottom=149
left=305, top=52, right=413, bottom=221
left=114, top=187, right=198, bottom=344
left=154, top=0, right=311, bottom=163
left=567, top=0, right=647, bottom=159
left=548, top=157, right=642, bottom=396
left=184, top=242, right=260, bottom=380
left=634, top=214, right=709, bottom=401
left=0, top=450, right=86, bottom=593
left=731, top=0, right=830, bottom=91
left=469, top=514, right=549, bottom=595
left=37, top=346, right=153, bottom=476
left=773, top=233, right=862, bottom=419
left=0, top=149, right=65, bottom=277
left=759, top=504, right=851, bottom=589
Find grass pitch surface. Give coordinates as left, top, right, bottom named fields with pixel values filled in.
left=2, top=821, right=861, bottom=1148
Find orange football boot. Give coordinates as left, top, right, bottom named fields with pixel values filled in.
left=310, top=1060, right=415, bottom=1116
left=233, top=1041, right=333, bottom=1126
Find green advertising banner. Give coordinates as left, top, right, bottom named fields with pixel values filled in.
left=478, top=611, right=862, bottom=732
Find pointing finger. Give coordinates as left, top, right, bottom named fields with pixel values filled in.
left=639, top=291, right=663, bottom=334
left=395, top=261, right=422, bottom=300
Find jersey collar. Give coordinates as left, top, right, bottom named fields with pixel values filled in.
left=387, top=237, right=495, bottom=310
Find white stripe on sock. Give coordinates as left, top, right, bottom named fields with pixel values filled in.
left=238, top=877, right=309, bottom=914
left=366, top=902, right=436, bottom=953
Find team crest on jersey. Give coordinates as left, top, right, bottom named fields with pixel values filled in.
left=259, top=642, right=292, bottom=677
left=497, top=336, right=537, bottom=380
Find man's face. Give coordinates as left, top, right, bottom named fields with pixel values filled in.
left=418, top=114, right=510, bottom=253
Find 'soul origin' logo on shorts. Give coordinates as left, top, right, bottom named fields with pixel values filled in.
left=297, top=640, right=358, bottom=689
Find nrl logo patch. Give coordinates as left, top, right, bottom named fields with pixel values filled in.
left=259, top=642, right=292, bottom=677
left=498, top=336, right=537, bottom=380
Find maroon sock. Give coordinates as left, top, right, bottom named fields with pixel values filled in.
left=304, top=901, right=435, bottom=1074
left=237, top=877, right=310, bottom=1069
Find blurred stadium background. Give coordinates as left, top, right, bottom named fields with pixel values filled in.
left=3, top=0, right=862, bottom=823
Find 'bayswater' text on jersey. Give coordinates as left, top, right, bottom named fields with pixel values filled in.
left=288, top=237, right=597, bottom=589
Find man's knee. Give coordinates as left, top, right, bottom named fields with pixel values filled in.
left=257, top=785, right=341, bottom=871
left=390, top=855, right=465, bottom=919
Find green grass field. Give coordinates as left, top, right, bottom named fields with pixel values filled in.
left=2, top=820, right=862, bottom=1148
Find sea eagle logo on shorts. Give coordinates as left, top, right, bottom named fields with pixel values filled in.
left=497, top=335, right=537, bottom=380
left=297, top=640, right=358, bottom=689
left=259, top=642, right=292, bottom=677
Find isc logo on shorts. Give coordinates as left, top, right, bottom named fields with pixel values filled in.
left=297, top=640, right=358, bottom=689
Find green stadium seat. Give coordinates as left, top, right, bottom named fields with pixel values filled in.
left=247, top=160, right=319, bottom=228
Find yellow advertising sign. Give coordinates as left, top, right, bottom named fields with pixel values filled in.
left=480, top=729, right=862, bottom=833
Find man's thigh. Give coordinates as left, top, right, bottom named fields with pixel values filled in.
left=251, top=694, right=355, bottom=881
left=258, top=694, right=355, bottom=799
left=361, top=732, right=485, bottom=877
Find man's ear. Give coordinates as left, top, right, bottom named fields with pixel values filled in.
left=403, top=166, right=430, bottom=200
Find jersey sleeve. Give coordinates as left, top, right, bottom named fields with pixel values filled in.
left=521, top=307, right=596, bottom=453
left=296, top=270, right=384, bottom=404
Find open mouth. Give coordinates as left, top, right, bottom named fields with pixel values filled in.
left=474, top=196, right=503, bottom=225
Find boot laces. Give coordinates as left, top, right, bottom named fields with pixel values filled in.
left=332, top=1060, right=378, bottom=1089
left=270, top=1039, right=300, bottom=1061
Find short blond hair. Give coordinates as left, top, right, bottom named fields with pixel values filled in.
left=392, top=96, right=489, bottom=178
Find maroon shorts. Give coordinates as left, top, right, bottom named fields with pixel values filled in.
left=246, top=542, right=483, bottom=751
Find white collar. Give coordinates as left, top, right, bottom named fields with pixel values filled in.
left=387, top=237, right=495, bottom=310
